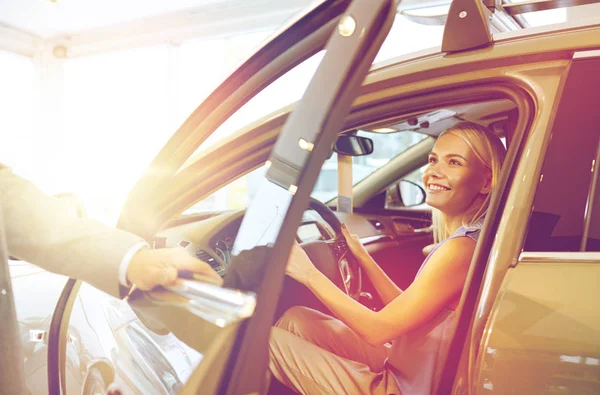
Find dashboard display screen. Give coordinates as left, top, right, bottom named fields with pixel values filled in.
left=297, top=223, right=322, bottom=242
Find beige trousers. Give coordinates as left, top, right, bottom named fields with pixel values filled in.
left=269, top=306, right=402, bottom=395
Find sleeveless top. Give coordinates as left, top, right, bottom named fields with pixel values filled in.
left=385, top=225, right=481, bottom=395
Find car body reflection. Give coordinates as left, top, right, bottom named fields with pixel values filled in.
left=10, top=259, right=202, bottom=395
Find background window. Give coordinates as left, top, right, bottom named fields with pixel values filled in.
left=0, top=50, right=34, bottom=179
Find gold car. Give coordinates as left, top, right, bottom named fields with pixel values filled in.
left=7, top=0, right=600, bottom=394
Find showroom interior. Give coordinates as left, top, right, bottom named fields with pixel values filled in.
left=2, top=1, right=600, bottom=395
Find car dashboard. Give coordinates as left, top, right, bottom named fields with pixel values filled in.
left=154, top=209, right=340, bottom=277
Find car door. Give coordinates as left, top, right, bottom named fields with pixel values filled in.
left=438, top=49, right=600, bottom=394
left=212, top=3, right=397, bottom=393
left=49, top=1, right=390, bottom=394
left=470, top=52, right=600, bottom=394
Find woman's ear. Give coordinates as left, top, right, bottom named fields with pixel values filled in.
left=479, top=172, right=492, bottom=194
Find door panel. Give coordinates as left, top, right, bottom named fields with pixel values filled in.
left=368, top=232, right=433, bottom=290
left=475, top=258, right=600, bottom=394
left=126, top=283, right=257, bottom=395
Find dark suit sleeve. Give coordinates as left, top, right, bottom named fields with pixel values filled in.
left=0, top=167, right=144, bottom=298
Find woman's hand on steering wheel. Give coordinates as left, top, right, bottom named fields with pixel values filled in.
left=286, top=241, right=319, bottom=286
left=341, top=224, right=369, bottom=262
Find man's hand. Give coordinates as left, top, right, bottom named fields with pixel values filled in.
left=126, top=247, right=223, bottom=291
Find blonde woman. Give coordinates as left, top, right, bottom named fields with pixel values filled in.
left=269, top=122, right=507, bottom=395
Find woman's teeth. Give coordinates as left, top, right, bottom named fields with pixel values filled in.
left=428, top=184, right=450, bottom=191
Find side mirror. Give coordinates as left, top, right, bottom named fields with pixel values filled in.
left=334, top=135, right=374, bottom=156
left=385, top=180, right=426, bottom=209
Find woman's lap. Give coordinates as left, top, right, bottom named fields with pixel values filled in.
left=269, top=306, right=400, bottom=395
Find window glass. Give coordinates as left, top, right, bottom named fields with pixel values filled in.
left=183, top=12, right=447, bottom=163
left=0, top=50, right=34, bottom=179
left=183, top=166, right=266, bottom=214
left=176, top=31, right=273, bottom=130
left=310, top=131, right=428, bottom=203
left=183, top=51, right=324, bottom=162
left=523, top=57, right=600, bottom=252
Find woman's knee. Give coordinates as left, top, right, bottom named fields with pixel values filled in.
left=275, top=306, right=329, bottom=337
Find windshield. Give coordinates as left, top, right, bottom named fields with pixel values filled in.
left=311, top=130, right=428, bottom=202
left=183, top=130, right=428, bottom=214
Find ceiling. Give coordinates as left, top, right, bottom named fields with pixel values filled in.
left=0, top=0, right=313, bottom=39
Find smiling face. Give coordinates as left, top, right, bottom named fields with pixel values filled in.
left=423, top=132, right=491, bottom=218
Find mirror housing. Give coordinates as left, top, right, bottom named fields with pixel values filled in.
left=385, top=179, right=426, bottom=209
left=334, top=135, right=374, bottom=156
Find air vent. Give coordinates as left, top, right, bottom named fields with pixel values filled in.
left=195, top=249, right=221, bottom=271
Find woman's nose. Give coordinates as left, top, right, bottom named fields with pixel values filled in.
left=425, top=163, right=442, bottom=179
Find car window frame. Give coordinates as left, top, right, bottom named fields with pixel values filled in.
left=522, top=55, right=600, bottom=253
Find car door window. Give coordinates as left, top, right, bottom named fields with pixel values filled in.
left=183, top=51, right=324, bottom=163
left=523, top=56, right=600, bottom=252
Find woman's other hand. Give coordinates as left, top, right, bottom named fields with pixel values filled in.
left=341, top=224, right=369, bottom=260
left=286, top=241, right=318, bottom=285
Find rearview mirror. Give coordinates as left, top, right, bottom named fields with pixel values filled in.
left=334, top=135, right=374, bottom=156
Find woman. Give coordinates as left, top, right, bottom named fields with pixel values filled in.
left=269, top=122, right=507, bottom=395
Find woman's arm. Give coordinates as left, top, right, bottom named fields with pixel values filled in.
left=341, top=225, right=402, bottom=304
left=288, top=237, right=475, bottom=345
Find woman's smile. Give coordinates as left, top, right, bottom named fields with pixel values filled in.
left=426, top=183, right=451, bottom=193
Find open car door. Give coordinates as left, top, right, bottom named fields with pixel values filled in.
left=111, top=0, right=397, bottom=394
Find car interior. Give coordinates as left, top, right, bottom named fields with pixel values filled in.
left=152, top=97, right=517, bottom=321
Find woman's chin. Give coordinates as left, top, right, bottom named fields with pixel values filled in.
left=425, top=196, right=443, bottom=210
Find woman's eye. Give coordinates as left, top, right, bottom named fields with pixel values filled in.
left=428, top=157, right=437, bottom=163
left=449, top=159, right=461, bottom=166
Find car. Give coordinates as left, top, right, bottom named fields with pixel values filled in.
left=5, top=0, right=600, bottom=394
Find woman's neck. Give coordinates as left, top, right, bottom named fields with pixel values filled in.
left=444, top=214, right=464, bottom=236
left=442, top=195, right=486, bottom=236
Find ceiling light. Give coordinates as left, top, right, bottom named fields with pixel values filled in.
left=372, top=128, right=397, bottom=134
left=52, top=45, right=68, bottom=59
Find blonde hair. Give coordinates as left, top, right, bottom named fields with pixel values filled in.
left=431, top=122, right=507, bottom=243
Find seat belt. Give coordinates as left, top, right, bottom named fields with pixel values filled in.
left=337, top=154, right=353, bottom=214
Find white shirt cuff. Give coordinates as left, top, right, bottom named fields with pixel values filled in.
left=119, top=241, right=150, bottom=286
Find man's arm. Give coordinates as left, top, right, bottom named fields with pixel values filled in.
left=0, top=168, right=222, bottom=298
left=0, top=167, right=144, bottom=298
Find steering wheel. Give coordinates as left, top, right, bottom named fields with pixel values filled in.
left=300, top=197, right=362, bottom=299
